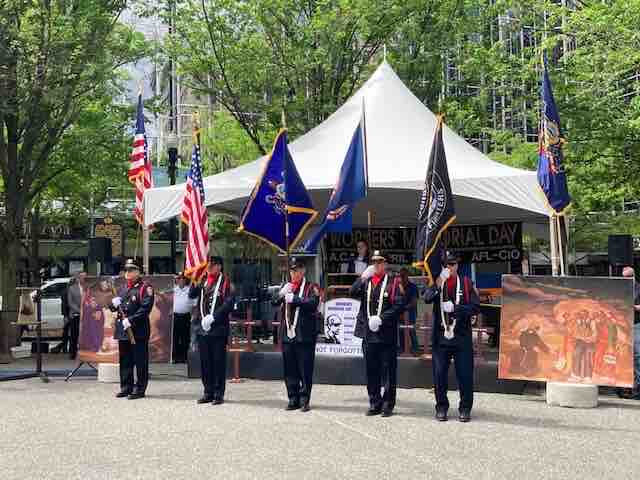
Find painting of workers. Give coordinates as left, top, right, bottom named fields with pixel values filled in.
left=499, top=275, right=634, bottom=387
left=78, top=275, right=174, bottom=364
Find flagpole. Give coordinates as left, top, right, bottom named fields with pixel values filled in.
left=282, top=110, right=291, bottom=278
left=549, top=215, right=559, bottom=277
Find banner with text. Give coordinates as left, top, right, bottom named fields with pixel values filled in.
left=326, top=223, right=522, bottom=270
left=316, top=298, right=362, bottom=356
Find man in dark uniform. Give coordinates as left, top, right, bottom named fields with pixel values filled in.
left=274, top=258, right=320, bottom=412
left=111, top=259, right=154, bottom=400
left=424, top=252, right=480, bottom=422
left=350, top=250, right=408, bottom=417
left=189, top=256, right=235, bottom=405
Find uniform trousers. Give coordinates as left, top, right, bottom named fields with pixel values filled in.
left=197, top=335, right=227, bottom=400
left=363, top=341, right=397, bottom=410
left=282, top=342, right=316, bottom=403
left=118, top=340, right=149, bottom=393
left=432, top=341, right=474, bottom=412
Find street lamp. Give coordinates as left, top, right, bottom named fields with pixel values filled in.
left=167, top=132, right=179, bottom=273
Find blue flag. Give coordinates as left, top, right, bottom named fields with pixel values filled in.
left=238, top=130, right=317, bottom=253
left=537, top=55, right=571, bottom=214
left=303, top=108, right=368, bottom=252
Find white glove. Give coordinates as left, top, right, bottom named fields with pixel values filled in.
left=439, top=268, right=451, bottom=282
left=111, top=297, right=122, bottom=308
left=443, top=301, right=454, bottom=313
left=279, top=283, right=293, bottom=297
left=201, top=314, right=214, bottom=332
left=361, top=265, right=376, bottom=280
left=368, top=315, right=382, bottom=332
left=122, top=318, right=132, bottom=330
left=285, top=292, right=295, bottom=304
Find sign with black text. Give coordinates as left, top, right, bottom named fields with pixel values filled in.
left=326, top=222, right=522, bottom=270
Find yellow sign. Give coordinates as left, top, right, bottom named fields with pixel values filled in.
left=95, top=220, right=123, bottom=257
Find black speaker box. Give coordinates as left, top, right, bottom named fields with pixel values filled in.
left=608, top=234, right=633, bottom=266
left=89, top=237, right=112, bottom=263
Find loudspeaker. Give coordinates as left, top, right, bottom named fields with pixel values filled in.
left=89, top=237, right=112, bottom=263
left=608, top=235, right=633, bottom=266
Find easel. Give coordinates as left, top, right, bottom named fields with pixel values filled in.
left=2, top=287, right=49, bottom=383
left=64, top=360, right=97, bottom=381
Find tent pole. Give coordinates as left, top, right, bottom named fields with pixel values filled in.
left=143, top=225, right=150, bottom=274
left=549, top=215, right=559, bottom=277
left=556, top=215, right=566, bottom=277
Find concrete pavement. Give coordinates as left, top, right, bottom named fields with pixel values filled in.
left=2, top=376, right=640, bottom=479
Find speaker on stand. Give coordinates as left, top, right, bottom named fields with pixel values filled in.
left=88, top=237, right=112, bottom=276
left=608, top=235, right=633, bottom=276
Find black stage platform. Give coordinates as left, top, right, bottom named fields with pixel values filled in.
left=188, top=348, right=528, bottom=395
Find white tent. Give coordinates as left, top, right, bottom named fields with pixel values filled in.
left=144, top=61, right=549, bottom=227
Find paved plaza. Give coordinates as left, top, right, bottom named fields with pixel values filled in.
left=2, top=370, right=640, bottom=480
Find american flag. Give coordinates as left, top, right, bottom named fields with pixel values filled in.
left=128, top=94, right=154, bottom=225
left=181, top=132, right=209, bottom=281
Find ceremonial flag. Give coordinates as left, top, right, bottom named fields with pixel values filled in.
left=303, top=105, right=368, bottom=252
left=238, top=129, right=317, bottom=253
left=414, top=116, right=456, bottom=286
left=537, top=54, right=571, bottom=214
left=129, top=94, right=154, bottom=225
left=181, top=130, right=209, bottom=282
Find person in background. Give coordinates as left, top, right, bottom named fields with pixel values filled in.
left=398, top=268, right=420, bottom=354
left=348, top=239, right=370, bottom=275
left=66, top=271, right=86, bottom=359
left=617, top=266, right=640, bottom=399
left=172, top=272, right=194, bottom=363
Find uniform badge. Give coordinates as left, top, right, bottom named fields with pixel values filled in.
left=146, top=286, right=154, bottom=296
left=131, top=296, right=136, bottom=302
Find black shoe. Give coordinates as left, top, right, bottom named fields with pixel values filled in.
left=435, top=409, right=448, bottom=422
left=116, top=390, right=132, bottom=398
left=458, top=410, right=471, bottom=422
left=381, top=409, right=393, bottom=417
left=127, top=392, right=145, bottom=400
left=300, top=402, right=310, bottom=412
left=285, top=401, right=300, bottom=411
left=212, top=399, right=224, bottom=405
left=197, top=396, right=214, bottom=404
left=366, top=406, right=382, bottom=416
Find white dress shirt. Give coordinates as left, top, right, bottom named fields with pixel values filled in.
left=173, top=286, right=194, bottom=314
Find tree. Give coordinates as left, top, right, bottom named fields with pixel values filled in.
left=0, top=1, right=145, bottom=360
left=167, top=0, right=453, bottom=152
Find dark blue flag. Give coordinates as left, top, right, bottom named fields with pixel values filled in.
left=238, top=129, right=317, bottom=253
left=537, top=55, right=571, bottom=214
left=303, top=107, right=368, bottom=252
left=414, top=116, right=456, bottom=286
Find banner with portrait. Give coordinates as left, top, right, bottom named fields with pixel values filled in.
left=316, top=298, right=362, bottom=356
left=78, top=275, right=174, bottom=363
left=499, top=275, right=634, bottom=387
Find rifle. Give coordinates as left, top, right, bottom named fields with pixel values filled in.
left=110, top=280, right=136, bottom=345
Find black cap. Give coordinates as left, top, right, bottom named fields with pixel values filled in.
left=209, top=256, right=223, bottom=266
left=289, top=257, right=305, bottom=271
left=123, top=258, right=141, bottom=271
left=444, top=252, right=461, bottom=265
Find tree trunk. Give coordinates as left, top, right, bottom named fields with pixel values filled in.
left=0, top=236, right=20, bottom=363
